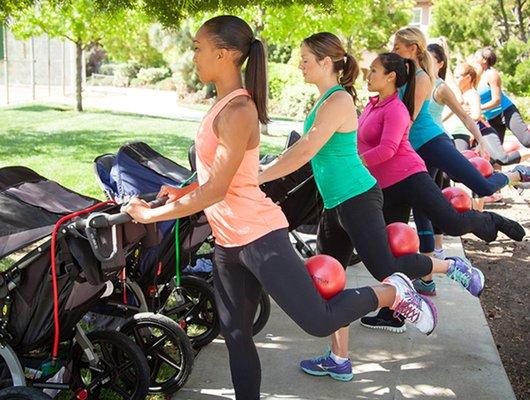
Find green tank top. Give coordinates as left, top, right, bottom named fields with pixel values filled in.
left=304, top=85, right=376, bottom=209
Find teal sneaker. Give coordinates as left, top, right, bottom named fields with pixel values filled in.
left=413, top=278, right=437, bottom=296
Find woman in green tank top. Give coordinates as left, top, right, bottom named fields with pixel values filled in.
left=260, top=32, right=454, bottom=381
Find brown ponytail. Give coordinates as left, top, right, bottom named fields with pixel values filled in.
left=340, top=53, right=359, bottom=105
left=202, top=15, right=269, bottom=124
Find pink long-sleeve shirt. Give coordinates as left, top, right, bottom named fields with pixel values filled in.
left=358, top=93, right=427, bottom=189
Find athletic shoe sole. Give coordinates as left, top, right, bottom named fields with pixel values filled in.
left=419, top=294, right=438, bottom=336
left=359, top=320, right=406, bottom=333
left=474, top=268, right=485, bottom=298
left=300, top=367, right=354, bottom=381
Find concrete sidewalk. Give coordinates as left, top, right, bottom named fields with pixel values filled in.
left=175, top=236, right=516, bottom=400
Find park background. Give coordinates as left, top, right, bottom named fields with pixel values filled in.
left=0, top=1, right=528, bottom=399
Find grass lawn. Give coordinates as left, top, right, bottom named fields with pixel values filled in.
left=0, top=104, right=285, bottom=199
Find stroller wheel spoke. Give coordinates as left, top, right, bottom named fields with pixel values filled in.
left=155, top=348, right=183, bottom=371
left=132, top=326, right=147, bottom=347
left=100, top=343, right=115, bottom=365
left=145, top=334, right=169, bottom=352
left=149, top=356, right=163, bottom=381
left=110, top=382, right=132, bottom=398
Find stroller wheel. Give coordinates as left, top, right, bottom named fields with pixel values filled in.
left=71, top=330, right=149, bottom=400
left=119, top=312, right=194, bottom=395
left=162, top=274, right=220, bottom=349
left=0, top=387, right=52, bottom=399
left=252, top=290, right=271, bottom=336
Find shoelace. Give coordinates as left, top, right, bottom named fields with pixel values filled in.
left=310, top=352, right=330, bottom=363
left=393, top=291, right=421, bottom=323
left=448, top=268, right=471, bottom=289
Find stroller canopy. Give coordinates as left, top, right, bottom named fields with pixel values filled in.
left=0, top=166, right=98, bottom=259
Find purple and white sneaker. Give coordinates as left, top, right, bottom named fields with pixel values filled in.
left=300, top=349, right=353, bottom=381
left=511, top=165, right=530, bottom=183
left=383, top=272, right=438, bottom=335
left=445, top=256, right=485, bottom=297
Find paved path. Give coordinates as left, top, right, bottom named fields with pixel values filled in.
left=0, top=85, right=303, bottom=135
left=175, top=236, right=515, bottom=400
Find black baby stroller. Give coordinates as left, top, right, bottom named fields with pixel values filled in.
left=0, top=166, right=151, bottom=399
left=0, top=166, right=193, bottom=399
left=94, top=141, right=272, bottom=350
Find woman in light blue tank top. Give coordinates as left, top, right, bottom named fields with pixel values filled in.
left=426, top=44, right=486, bottom=152
left=475, top=47, right=530, bottom=147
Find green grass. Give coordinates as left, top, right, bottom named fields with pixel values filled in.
left=0, top=104, right=285, bottom=199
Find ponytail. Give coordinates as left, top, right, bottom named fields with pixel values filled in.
left=340, top=53, right=359, bottom=105
left=402, top=59, right=416, bottom=119
left=417, top=50, right=436, bottom=85
left=246, top=39, right=269, bottom=124
left=378, top=52, right=416, bottom=119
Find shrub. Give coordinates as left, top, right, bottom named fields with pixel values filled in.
left=504, top=59, right=530, bottom=97
left=135, top=67, right=171, bottom=85
left=268, top=62, right=302, bottom=101
left=271, top=84, right=318, bottom=120
left=172, top=50, right=203, bottom=92
left=155, top=77, right=177, bottom=91
left=99, top=63, right=118, bottom=76
left=497, top=39, right=529, bottom=77
left=112, top=61, right=142, bottom=86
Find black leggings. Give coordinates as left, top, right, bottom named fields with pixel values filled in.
left=316, top=185, right=432, bottom=282
left=213, top=229, right=379, bottom=400
left=480, top=124, right=522, bottom=165
left=383, top=172, right=499, bottom=242
left=488, top=105, right=530, bottom=147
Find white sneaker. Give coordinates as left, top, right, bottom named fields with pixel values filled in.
left=383, top=272, right=438, bottom=335
left=434, top=248, right=445, bottom=260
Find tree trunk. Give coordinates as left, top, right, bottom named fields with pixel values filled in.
left=75, top=41, right=83, bottom=111
left=515, top=0, right=528, bottom=42
left=346, top=36, right=353, bottom=54
left=498, top=0, right=511, bottom=43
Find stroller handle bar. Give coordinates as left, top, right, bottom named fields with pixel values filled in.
left=70, top=195, right=167, bottom=230
left=68, top=195, right=167, bottom=263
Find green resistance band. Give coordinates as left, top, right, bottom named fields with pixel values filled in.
left=174, top=172, right=197, bottom=287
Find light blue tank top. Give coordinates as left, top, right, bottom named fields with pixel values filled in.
left=477, top=77, right=513, bottom=120
left=398, top=70, right=444, bottom=150
left=428, top=78, right=445, bottom=128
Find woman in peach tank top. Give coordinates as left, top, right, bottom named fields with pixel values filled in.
left=124, top=15, right=437, bottom=400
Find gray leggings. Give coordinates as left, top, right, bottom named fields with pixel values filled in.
left=213, top=229, right=378, bottom=399
left=488, top=105, right=530, bottom=147
left=480, top=125, right=522, bottom=165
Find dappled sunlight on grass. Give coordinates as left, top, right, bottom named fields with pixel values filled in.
left=0, top=104, right=283, bottom=199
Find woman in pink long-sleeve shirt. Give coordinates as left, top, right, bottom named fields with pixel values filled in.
left=356, top=54, right=520, bottom=332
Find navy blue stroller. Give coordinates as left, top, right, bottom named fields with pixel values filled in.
left=94, top=142, right=244, bottom=350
